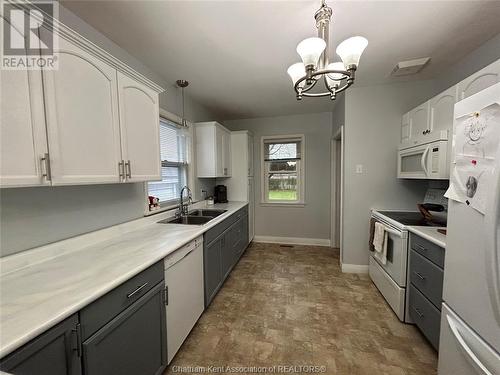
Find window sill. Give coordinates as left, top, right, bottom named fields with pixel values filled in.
left=143, top=199, right=204, bottom=216
left=144, top=204, right=178, bottom=216
left=260, top=201, right=306, bottom=208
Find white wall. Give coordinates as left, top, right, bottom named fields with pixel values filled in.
left=0, top=5, right=219, bottom=257
left=341, top=81, right=435, bottom=266
left=225, top=112, right=333, bottom=243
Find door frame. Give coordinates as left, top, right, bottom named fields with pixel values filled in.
left=331, top=126, right=344, bottom=262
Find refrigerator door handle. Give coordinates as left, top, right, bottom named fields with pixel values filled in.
left=447, top=314, right=495, bottom=375
left=485, top=145, right=500, bottom=326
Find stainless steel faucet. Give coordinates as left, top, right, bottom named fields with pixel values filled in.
left=179, top=185, right=192, bottom=216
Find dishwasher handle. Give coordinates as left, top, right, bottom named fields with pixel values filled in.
left=165, top=239, right=202, bottom=269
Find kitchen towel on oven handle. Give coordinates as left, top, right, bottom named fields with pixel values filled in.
left=372, top=221, right=389, bottom=265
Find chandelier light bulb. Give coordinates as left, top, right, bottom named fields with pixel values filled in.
left=335, top=36, right=368, bottom=68
left=325, top=62, right=346, bottom=88
left=296, top=37, right=326, bottom=68
left=287, top=62, right=306, bottom=87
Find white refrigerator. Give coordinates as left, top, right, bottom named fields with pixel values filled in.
left=438, top=82, right=500, bottom=374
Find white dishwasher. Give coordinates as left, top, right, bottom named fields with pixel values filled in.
left=164, top=236, right=204, bottom=364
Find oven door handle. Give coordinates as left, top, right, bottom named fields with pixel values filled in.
left=383, top=226, right=403, bottom=238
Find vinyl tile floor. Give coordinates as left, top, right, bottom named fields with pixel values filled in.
left=164, top=242, right=438, bottom=375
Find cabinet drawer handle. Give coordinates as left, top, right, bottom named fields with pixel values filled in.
left=413, top=307, right=424, bottom=318
left=415, top=244, right=427, bottom=251
left=126, top=282, right=148, bottom=298
left=414, top=271, right=426, bottom=280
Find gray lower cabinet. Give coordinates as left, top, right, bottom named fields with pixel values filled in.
left=230, top=217, right=244, bottom=264
left=0, top=314, right=81, bottom=375
left=408, top=233, right=445, bottom=351
left=204, top=206, right=249, bottom=307
left=82, top=281, right=167, bottom=375
left=221, top=230, right=234, bottom=280
left=204, top=236, right=224, bottom=306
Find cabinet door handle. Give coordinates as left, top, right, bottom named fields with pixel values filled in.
left=41, top=153, right=52, bottom=182
left=118, top=160, right=125, bottom=180
left=72, top=323, right=82, bottom=357
left=164, top=286, right=169, bottom=306
left=126, top=282, right=148, bottom=299
left=414, top=271, right=426, bottom=280
left=413, top=307, right=424, bottom=318
left=125, top=160, right=132, bottom=179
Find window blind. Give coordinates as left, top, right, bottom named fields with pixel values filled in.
left=159, top=118, right=189, bottom=166
left=264, top=139, right=302, bottom=161
left=148, top=166, right=185, bottom=203
left=148, top=118, right=190, bottom=206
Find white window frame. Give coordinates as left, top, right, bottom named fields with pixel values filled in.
left=144, top=109, right=195, bottom=216
left=260, top=134, right=305, bottom=206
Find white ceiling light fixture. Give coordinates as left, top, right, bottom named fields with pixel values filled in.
left=287, top=0, right=368, bottom=100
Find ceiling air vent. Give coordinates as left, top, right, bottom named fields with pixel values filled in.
left=391, top=57, right=430, bottom=77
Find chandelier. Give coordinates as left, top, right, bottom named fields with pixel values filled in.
left=287, top=0, right=368, bottom=100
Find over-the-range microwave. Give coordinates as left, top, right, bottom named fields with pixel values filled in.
left=397, top=130, right=449, bottom=179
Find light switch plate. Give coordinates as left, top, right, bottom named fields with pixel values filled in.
left=356, top=164, right=363, bottom=174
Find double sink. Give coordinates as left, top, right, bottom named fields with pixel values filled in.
left=157, top=209, right=227, bottom=225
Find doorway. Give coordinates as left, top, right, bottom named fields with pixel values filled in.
left=331, top=126, right=344, bottom=263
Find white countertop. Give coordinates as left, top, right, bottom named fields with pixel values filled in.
left=0, top=201, right=247, bottom=359
left=407, top=226, right=447, bottom=248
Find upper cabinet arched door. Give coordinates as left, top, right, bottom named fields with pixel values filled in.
left=0, top=17, right=48, bottom=187
left=42, top=34, right=123, bottom=185
left=457, top=59, right=500, bottom=100
left=117, top=72, right=161, bottom=182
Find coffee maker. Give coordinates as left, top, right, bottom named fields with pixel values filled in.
left=214, top=185, right=228, bottom=203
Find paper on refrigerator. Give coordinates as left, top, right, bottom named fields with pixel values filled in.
left=445, top=103, right=500, bottom=214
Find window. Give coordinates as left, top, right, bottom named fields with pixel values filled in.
left=262, top=135, right=305, bottom=204
left=147, top=118, right=189, bottom=208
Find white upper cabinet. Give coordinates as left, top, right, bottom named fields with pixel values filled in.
left=215, top=125, right=224, bottom=177
left=42, top=36, right=122, bottom=185
left=409, top=101, right=430, bottom=142
left=117, top=72, right=161, bottom=182
left=429, top=85, right=458, bottom=134
left=225, top=131, right=252, bottom=200
left=221, top=129, right=232, bottom=177
left=401, top=112, right=410, bottom=144
left=195, top=122, right=232, bottom=178
left=1, top=11, right=163, bottom=188
left=247, top=134, right=254, bottom=177
left=457, top=59, right=500, bottom=100
left=0, top=19, right=48, bottom=187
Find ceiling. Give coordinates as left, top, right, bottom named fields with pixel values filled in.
left=61, top=0, right=500, bottom=120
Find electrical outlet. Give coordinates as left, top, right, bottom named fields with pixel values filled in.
left=356, top=164, right=363, bottom=174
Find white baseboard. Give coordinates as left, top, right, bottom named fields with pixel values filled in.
left=253, top=236, right=331, bottom=247
left=341, top=263, right=369, bottom=274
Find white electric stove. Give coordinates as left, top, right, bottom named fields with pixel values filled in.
left=369, top=209, right=445, bottom=323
